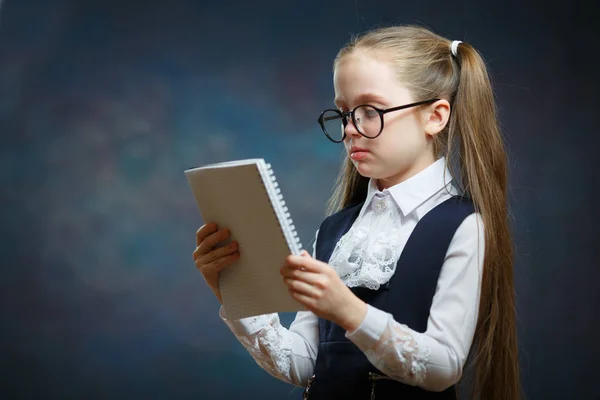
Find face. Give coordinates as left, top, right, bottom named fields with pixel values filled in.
left=333, top=52, right=443, bottom=188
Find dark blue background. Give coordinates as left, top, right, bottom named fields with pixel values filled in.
left=1, top=0, right=597, bottom=398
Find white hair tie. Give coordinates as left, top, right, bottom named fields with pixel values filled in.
left=450, top=40, right=462, bottom=57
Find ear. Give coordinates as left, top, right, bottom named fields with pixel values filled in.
left=423, top=99, right=451, bottom=137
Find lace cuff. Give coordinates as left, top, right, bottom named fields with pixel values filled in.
left=346, top=305, right=430, bottom=386
left=220, top=307, right=296, bottom=384
left=219, top=306, right=276, bottom=335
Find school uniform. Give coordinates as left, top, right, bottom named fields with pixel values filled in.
left=221, top=157, right=484, bottom=399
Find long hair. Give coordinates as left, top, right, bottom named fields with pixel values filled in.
left=327, top=25, right=520, bottom=400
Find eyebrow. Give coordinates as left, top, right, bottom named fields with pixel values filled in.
left=334, top=93, right=390, bottom=108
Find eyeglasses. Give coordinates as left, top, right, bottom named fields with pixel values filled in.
left=317, top=98, right=440, bottom=143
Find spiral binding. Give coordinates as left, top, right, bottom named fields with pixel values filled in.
left=260, top=161, right=302, bottom=254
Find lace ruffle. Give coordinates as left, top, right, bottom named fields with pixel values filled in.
left=329, top=191, right=405, bottom=289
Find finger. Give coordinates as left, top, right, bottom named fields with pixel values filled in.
left=196, top=223, right=218, bottom=247
left=281, top=267, right=326, bottom=288
left=200, top=241, right=239, bottom=265
left=198, top=227, right=231, bottom=255
left=284, top=278, right=321, bottom=298
left=285, top=255, right=322, bottom=273
left=288, top=289, right=315, bottom=309
left=200, top=252, right=240, bottom=273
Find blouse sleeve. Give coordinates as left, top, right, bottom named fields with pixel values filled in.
left=345, top=213, right=485, bottom=392
left=221, top=308, right=319, bottom=387
left=219, top=230, right=321, bottom=387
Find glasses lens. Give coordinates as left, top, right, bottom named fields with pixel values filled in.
left=321, top=110, right=345, bottom=142
left=354, top=105, right=381, bottom=137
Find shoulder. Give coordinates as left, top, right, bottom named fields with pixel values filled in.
left=440, top=195, right=475, bottom=215
left=441, top=195, right=483, bottom=237
left=416, top=195, right=476, bottom=239
left=438, top=195, right=483, bottom=243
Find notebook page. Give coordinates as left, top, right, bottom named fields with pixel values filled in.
left=185, top=162, right=304, bottom=320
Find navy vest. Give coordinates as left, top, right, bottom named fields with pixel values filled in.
left=302, top=196, right=475, bottom=400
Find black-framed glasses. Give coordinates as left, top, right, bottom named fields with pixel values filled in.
left=317, top=98, right=440, bottom=143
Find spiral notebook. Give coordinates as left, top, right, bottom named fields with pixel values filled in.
left=185, top=159, right=304, bottom=320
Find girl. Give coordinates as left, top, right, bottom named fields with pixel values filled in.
left=194, top=25, right=520, bottom=400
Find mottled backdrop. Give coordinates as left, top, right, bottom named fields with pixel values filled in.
left=1, top=0, right=597, bottom=399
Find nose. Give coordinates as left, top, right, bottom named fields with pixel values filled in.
left=344, top=117, right=362, bottom=138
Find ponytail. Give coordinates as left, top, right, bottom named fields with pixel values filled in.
left=449, top=42, right=520, bottom=400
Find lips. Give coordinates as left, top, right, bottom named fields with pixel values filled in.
left=350, top=146, right=368, bottom=153
left=349, top=145, right=370, bottom=161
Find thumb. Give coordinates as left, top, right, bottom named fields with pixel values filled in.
left=300, top=250, right=311, bottom=257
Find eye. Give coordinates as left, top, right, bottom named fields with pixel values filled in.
left=365, top=108, right=379, bottom=119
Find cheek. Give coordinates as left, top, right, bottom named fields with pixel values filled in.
left=377, top=118, right=425, bottom=152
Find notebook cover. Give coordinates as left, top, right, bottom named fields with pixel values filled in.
left=185, top=160, right=304, bottom=319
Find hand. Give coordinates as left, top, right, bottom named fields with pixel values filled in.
left=280, top=250, right=367, bottom=332
left=193, top=222, right=240, bottom=304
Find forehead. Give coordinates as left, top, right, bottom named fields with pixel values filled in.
left=333, top=52, right=409, bottom=106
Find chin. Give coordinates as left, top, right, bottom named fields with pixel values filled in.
left=352, top=161, right=377, bottom=179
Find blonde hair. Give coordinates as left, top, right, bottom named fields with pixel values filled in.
left=327, top=25, right=520, bottom=400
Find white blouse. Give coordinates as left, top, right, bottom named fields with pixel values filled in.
left=219, top=158, right=485, bottom=392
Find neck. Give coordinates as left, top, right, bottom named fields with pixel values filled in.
left=376, top=153, right=437, bottom=190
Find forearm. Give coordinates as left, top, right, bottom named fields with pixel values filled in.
left=345, top=305, right=464, bottom=391
left=220, top=307, right=317, bottom=386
